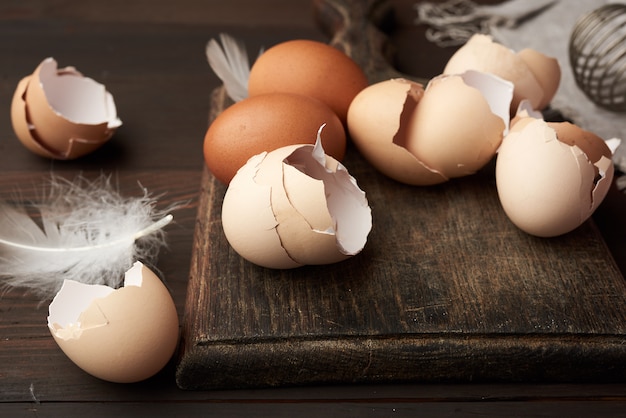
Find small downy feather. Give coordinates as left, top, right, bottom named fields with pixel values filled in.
left=0, top=175, right=175, bottom=300
left=205, top=33, right=258, bottom=102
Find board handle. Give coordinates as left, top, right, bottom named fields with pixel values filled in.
left=312, top=0, right=428, bottom=84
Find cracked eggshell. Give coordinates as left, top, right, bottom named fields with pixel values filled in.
left=10, top=57, right=122, bottom=160
left=347, top=72, right=512, bottom=185
left=496, top=118, right=613, bottom=237
left=346, top=78, right=444, bottom=185
left=443, top=34, right=560, bottom=111
left=221, top=127, right=372, bottom=269
left=47, top=261, right=179, bottom=383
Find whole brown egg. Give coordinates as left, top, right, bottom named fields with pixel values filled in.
left=203, top=92, right=346, bottom=184
left=247, top=39, right=369, bottom=125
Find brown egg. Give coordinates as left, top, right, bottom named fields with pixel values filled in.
left=204, top=92, right=346, bottom=184
left=247, top=39, right=369, bottom=125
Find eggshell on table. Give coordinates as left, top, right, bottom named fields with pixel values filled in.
left=10, top=57, right=122, bottom=159
left=346, top=78, right=445, bottom=185
left=47, top=262, right=179, bottom=383
left=347, top=72, right=512, bottom=185
left=443, top=34, right=560, bottom=111
left=203, top=92, right=346, bottom=184
left=496, top=118, right=613, bottom=237
left=402, top=71, right=510, bottom=178
left=247, top=39, right=369, bottom=124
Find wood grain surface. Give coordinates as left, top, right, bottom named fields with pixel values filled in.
left=177, top=0, right=626, bottom=390
left=2, top=0, right=626, bottom=416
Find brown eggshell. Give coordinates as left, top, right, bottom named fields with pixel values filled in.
left=443, top=34, right=560, bottom=111
left=204, top=92, right=346, bottom=184
left=548, top=121, right=612, bottom=165
left=347, top=78, right=448, bottom=185
left=247, top=39, right=369, bottom=124
left=12, top=57, right=122, bottom=159
left=9, top=75, right=58, bottom=158
left=347, top=72, right=512, bottom=185
left=496, top=118, right=614, bottom=237
left=517, top=48, right=561, bottom=110
left=403, top=72, right=508, bottom=178
left=222, top=134, right=371, bottom=269
left=47, top=262, right=179, bottom=383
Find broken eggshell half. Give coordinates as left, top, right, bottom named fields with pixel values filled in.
left=221, top=125, right=372, bottom=269
left=11, top=57, right=122, bottom=160
left=443, top=34, right=561, bottom=112
left=496, top=117, right=614, bottom=237
left=347, top=71, right=513, bottom=185
left=47, top=261, right=179, bottom=383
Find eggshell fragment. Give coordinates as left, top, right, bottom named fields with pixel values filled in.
left=11, top=57, right=122, bottom=159
left=402, top=71, right=511, bottom=178
left=221, top=126, right=372, bottom=269
left=443, top=34, right=561, bottom=111
left=347, top=72, right=512, bottom=185
left=47, top=261, right=179, bottom=383
left=347, top=78, right=443, bottom=185
left=496, top=118, right=613, bottom=237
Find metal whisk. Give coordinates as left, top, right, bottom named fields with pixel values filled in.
left=569, top=4, right=626, bottom=112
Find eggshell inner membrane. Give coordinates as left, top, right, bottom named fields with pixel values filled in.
left=47, top=261, right=179, bottom=383
left=48, top=281, right=115, bottom=339
left=443, top=34, right=547, bottom=111
left=38, top=61, right=119, bottom=126
left=282, top=138, right=371, bottom=256
left=12, top=57, right=122, bottom=159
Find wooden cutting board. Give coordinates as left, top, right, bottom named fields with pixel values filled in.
left=176, top=0, right=626, bottom=390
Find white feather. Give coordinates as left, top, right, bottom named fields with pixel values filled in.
left=0, top=175, right=175, bottom=300
left=205, top=33, right=255, bottom=102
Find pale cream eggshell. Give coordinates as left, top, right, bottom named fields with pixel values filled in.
left=11, top=57, right=122, bottom=159
left=496, top=118, right=614, bottom=237
left=221, top=128, right=372, bottom=269
left=402, top=71, right=511, bottom=178
left=347, top=72, right=512, bottom=185
left=346, top=78, right=447, bottom=185
left=443, top=34, right=560, bottom=111
left=47, top=261, right=179, bottom=383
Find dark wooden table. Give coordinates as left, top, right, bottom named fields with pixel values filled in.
left=1, top=0, right=626, bottom=416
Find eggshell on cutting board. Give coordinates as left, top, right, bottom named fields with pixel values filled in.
left=47, top=261, right=179, bottom=383
left=347, top=72, right=512, bottom=185
left=221, top=128, right=372, bottom=269
left=496, top=118, right=613, bottom=237
left=444, top=34, right=560, bottom=112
